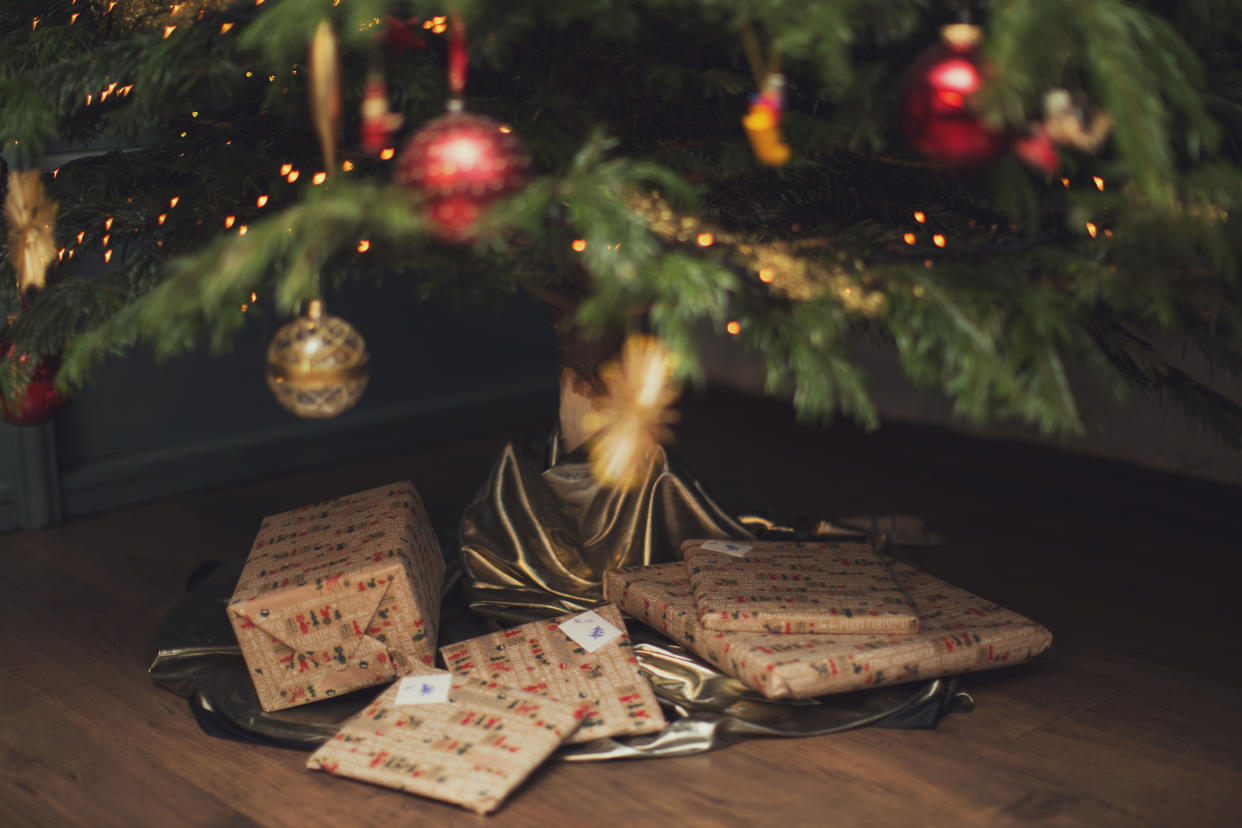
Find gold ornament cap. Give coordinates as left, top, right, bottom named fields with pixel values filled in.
left=941, top=23, right=983, bottom=51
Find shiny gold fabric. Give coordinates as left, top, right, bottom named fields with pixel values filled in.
left=148, top=559, right=381, bottom=747
left=561, top=639, right=971, bottom=760
left=459, top=429, right=753, bottom=621
left=148, top=434, right=959, bottom=756
left=147, top=559, right=963, bottom=757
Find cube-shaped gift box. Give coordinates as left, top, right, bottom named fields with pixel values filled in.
left=227, top=481, right=444, bottom=712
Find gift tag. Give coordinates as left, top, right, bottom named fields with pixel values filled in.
left=698, top=540, right=754, bottom=557
left=559, top=610, right=623, bottom=653
left=394, top=672, right=453, bottom=706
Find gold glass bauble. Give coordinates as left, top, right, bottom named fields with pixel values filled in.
left=265, top=300, right=369, bottom=419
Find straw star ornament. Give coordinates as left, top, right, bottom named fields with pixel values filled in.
left=4, top=170, right=58, bottom=297
left=582, top=335, right=680, bottom=489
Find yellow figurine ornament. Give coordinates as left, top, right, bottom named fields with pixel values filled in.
left=743, top=73, right=791, bottom=167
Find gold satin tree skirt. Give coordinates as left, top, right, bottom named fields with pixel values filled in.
left=148, top=429, right=972, bottom=757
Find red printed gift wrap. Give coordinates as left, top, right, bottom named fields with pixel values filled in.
left=683, top=539, right=920, bottom=634
left=227, top=481, right=445, bottom=712
left=440, top=604, right=666, bottom=743
left=307, top=671, right=581, bottom=814
left=604, top=559, right=1052, bottom=700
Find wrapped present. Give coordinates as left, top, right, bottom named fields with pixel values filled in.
left=440, top=604, right=666, bottom=743
left=683, top=539, right=919, bottom=634
left=307, top=670, right=580, bottom=815
left=247, top=480, right=435, bottom=543
left=227, top=481, right=444, bottom=712
left=605, top=564, right=699, bottom=645
left=604, top=559, right=1052, bottom=700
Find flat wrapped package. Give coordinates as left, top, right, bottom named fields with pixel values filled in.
left=605, top=556, right=1052, bottom=700
left=441, top=604, right=666, bottom=743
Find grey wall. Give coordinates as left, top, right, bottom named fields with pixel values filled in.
left=11, top=280, right=1237, bottom=532
left=699, top=328, right=1242, bottom=488
left=1, top=283, right=559, bottom=530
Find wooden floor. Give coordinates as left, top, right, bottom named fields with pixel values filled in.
left=3, top=388, right=1241, bottom=826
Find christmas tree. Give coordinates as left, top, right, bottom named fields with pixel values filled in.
left=2, top=1, right=1240, bottom=478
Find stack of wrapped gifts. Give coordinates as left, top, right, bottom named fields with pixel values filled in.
left=226, top=483, right=1051, bottom=813
left=604, top=538, right=1053, bottom=700
left=228, top=482, right=666, bottom=813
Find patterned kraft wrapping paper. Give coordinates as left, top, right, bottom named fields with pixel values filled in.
left=227, top=481, right=445, bottom=712
left=440, top=604, right=666, bottom=743
left=307, top=671, right=581, bottom=815
left=684, top=539, right=919, bottom=634
left=604, top=561, right=1053, bottom=700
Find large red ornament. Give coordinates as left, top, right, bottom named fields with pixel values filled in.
left=1, top=317, right=70, bottom=427
left=396, top=110, right=529, bottom=241
left=902, top=24, right=1007, bottom=166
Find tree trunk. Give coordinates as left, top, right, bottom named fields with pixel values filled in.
left=555, top=321, right=624, bottom=453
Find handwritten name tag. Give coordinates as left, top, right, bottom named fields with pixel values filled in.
left=394, top=672, right=453, bottom=706
left=559, top=610, right=623, bottom=653
left=698, top=540, right=754, bottom=557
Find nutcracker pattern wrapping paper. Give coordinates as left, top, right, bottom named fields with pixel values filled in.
left=307, top=672, right=580, bottom=815
left=228, top=481, right=445, bottom=712
left=604, top=559, right=1052, bottom=700
left=684, top=539, right=920, bottom=634
left=440, top=604, right=666, bottom=743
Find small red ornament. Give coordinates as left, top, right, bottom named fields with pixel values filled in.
left=902, top=24, right=1007, bottom=166
left=396, top=109, right=529, bottom=241
left=380, top=16, right=427, bottom=54
left=1013, top=125, right=1061, bottom=174
left=360, top=70, right=402, bottom=155
left=1, top=316, right=70, bottom=427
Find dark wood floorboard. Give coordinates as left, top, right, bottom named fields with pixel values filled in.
left=2, top=387, right=1241, bottom=826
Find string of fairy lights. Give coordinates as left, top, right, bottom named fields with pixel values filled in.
left=33, top=2, right=444, bottom=35
left=14, top=1, right=1224, bottom=477
left=617, top=174, right=1116, bottom=338
left=33, top=3, right=456, bottom=313
left=31, top=3, right=1122, bottom=338
left=50, top=148, right=403, bottom=283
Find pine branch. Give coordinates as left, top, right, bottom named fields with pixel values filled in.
left=0, top=0, right=1238, bottom=451
left=1090, top=321, right=1242, bottom=449
left=56, top=177, right=429, bottom=386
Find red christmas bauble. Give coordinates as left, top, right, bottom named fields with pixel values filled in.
left=902, top=26, right=1007, bottom=166
left=396, top=110, right=529, bottom=241
left=1, top=322, right=71, bottom=427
